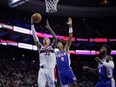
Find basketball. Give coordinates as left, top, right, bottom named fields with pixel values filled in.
left=31, top=13, right=42, bottom=23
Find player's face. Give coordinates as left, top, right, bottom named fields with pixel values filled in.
left=43, top=38, right=50, bottom=46
left=100, top=47, right=107, bottom=54
left=57, top=42, right=63, bottom=48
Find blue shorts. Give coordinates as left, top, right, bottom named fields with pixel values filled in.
left=95, top=78, right=115, bottom=87
left=58, top=68, right=76, bottom=85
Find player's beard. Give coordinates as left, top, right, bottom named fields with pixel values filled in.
left=98, top=51, right=105, bottom=59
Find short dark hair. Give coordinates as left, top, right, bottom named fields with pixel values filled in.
left=58, top=39, right=66, bottom=46
left=103, top=44, right=111, bottom=55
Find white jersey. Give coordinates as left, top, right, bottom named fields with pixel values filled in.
left=39, top=46, right=56, bottom=69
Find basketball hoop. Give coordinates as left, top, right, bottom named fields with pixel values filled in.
left=45, top=0, right=59, bottom=13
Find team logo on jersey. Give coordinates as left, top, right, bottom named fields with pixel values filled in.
left=56, top=52, right=67, bottom=58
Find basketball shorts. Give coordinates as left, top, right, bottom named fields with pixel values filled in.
left=58, top=68, right=76, bottom=86
left=38, top=68, right=55, bottom=87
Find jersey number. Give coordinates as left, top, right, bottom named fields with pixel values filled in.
left=61, top=57, right=64, bottom=61
left=45, top=50, right=50, bottom=55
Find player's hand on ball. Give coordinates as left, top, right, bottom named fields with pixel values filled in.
left=83, top=66, right=89, bottom=70
left=66, top=17, right=72, bottom=26
left=45, top=19, right=51, bottom=29
left=31, top=13, right=42, bottom=24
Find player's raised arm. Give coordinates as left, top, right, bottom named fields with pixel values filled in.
left=64, top=17, right=73, bottom=52
left=31, top=16, right=42, bottom=50
left=45, top=19, right=57, bottom=48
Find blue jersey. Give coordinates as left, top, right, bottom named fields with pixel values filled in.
left=95, top=56, right=115, bottom=87
left=98, top=56, right=114, bottom=81
left=56, top=50, right=76, bottom=85
left=56, top=50, right=71, bottom=71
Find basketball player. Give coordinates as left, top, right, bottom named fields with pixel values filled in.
left=83, top=45, right=115, bottom=87
left=56, top=17, right=78, bottom=87
left=31, top=17, right=57, bottom=87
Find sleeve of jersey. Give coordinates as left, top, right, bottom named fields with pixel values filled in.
left=103, top=61, right=114, bottom=68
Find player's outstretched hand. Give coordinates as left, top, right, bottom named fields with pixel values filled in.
left=45, top=19, right=51, bottom=30
left=83, top=66, right=89, bottom=70
left=66, top=17, right=72, bottom=26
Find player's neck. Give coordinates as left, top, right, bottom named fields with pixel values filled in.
left=102, top=54, right=107, bottom=59
left=59, top=48, right=63, bottom=51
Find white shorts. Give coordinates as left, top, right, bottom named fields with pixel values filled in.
left=38, top=68, right=55, bottom=87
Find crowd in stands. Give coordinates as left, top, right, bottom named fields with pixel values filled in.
left=0, top=58, right=38, bottom=87
left=0, top=52, right=98, bottom=87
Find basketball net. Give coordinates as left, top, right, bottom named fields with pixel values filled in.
left=45, top=0, right=59, bottom=13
